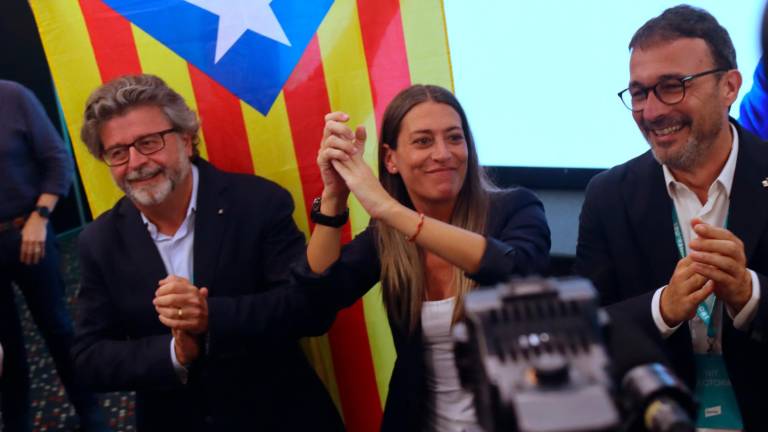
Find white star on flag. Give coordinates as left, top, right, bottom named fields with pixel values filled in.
left=185, top=0, right=291, bottom=63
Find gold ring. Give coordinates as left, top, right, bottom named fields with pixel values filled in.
left=177, top=307, right=183, bottom=318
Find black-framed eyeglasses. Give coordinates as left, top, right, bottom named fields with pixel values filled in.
left=617, top=68, right=729, bottom=112
left=101, top=128, right=178, bottom=167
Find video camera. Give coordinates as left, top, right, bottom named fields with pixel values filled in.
left=453, top=277, right=696, bottom=432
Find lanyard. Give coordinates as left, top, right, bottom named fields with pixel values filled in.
left=671, top=208, right=729, bottom=341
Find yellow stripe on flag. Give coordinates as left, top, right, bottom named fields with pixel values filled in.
left=131, top=25, right=210, bottom=161
left=242, top=94, right=309, bottom=234
left=317, top=0, right=396, bottom=406
left=28, top=0, right=122, bottom=217
left=400, top=0, right=454, bottom=91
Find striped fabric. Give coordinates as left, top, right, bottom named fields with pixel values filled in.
left=29, top=1, right=452, bottom=430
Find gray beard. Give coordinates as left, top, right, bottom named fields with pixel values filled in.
left=126, top=175, right=174, bottom=206
left=649, top=123, right=721, bottom=172
left=650, top=136, right=708, bottom=171
left=120, top=151, right=190, bottom=207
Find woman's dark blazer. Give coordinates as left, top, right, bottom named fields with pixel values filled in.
left=295, top=188, right=551, bottom=431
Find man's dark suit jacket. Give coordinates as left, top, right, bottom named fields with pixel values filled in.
left=73, top=159, right=343, bottom=431
left=575, top=122, right=768, bottom=430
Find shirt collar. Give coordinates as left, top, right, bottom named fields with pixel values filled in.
left=663, top=122, right=739, bottom=198
left=141, top=164, right=199, bottom=239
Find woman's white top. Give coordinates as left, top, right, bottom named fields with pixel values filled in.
left=421, top=297, right=479, bottom=431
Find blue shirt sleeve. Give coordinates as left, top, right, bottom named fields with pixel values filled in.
left=0, top=80, right=73, bottom=218
left=17, top=83, right=74, bottom=197
left=739, top=57, right=768, bottom=140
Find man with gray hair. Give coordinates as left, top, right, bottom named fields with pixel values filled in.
left=576, top=5, right=768, bottom=430
left=73, top=74, right=343, bottom=431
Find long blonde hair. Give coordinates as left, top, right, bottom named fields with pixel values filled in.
left=376, top=85, right=494, bottom=334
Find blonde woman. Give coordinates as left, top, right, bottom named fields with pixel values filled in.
left=298, top=85, right=550, bottom=431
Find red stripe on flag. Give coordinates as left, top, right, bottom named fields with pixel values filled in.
left=283, top=37, right=383, bottom=431
left=79, top=0, right=142, bottom=81
left=356, top=0, right=412, bottom=127
left=188, top=65, right=254, bottom=174
left=283, top=37, right=332, bottom=219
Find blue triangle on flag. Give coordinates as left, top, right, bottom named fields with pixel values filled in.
left=101, top=0, right=334, bottom=115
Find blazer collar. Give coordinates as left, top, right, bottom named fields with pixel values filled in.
left=115, top=197, right=167, bottom=295
left=190, top=158, right=229, bottom=290
left=622, top=151, right=679, bottom=286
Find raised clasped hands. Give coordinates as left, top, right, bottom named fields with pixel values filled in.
left=318, top=112, right=396, bottom=220
left=661, top=218, right=752, bottom=327
left=153, top=275, right=209, bottom=364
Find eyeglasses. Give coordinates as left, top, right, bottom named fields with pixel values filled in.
left=617, top=68, right=728, bottom=112
left=101, top=128, right=177, bottom=167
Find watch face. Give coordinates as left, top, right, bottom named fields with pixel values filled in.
left=310, top=196, right=348, bottom=227
left=36, top=206, right=50, bottom=218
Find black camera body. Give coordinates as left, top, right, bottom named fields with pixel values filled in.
left=454, top=277, right=696, bottom=432
left=454, top=277, right=619, bottom=432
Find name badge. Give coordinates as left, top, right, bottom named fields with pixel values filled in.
left=694, top=354, right=743, bottom=430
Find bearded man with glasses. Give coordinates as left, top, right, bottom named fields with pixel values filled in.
left=73, top=74, right=343, bottom=431
left=576, top=5, right=768, bottom=431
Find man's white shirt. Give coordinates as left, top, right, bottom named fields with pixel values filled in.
left=139, top=165, right=199, bottom=382
left=651, top=124, right=761, bottom=346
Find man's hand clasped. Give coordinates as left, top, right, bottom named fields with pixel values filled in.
left=661, top=219, right=752, bottom=327
left=153, top=275, right=209, bottom=365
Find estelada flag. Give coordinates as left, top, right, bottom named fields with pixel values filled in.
left=29, top=0, right=453, bottom=430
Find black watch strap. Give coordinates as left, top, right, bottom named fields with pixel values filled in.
left=34, top=206, right=51, bottom=219
left=311, top=197, right=348, bottom=228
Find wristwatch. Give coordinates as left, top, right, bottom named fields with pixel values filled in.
left=310, top=197, right=349, bottom=228
left=34, top=205, right=51, bottom=219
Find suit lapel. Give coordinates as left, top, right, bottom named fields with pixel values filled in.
left=727, top=125, right=768, bottom=261
left=192, top=159, right=229, bottom=291
left=622, top=152, right=679, bottom=287
left=116, top=199, right=167, bottom=294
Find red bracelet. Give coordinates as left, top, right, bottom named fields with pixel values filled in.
left=406, top=212, right=425, bottom=242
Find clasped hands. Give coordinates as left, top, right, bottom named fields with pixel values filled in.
left=318, top=112, right=396, bottom=219
left=152, top=275, right=209, bottom=365
left=660, top=218, right=752, bottom=327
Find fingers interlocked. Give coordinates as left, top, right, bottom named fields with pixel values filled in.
left=688, top=222, right=751, bottom=310
left=153, top=275, right=209, bottom=335
left=320, top=112, right=366, bottom=164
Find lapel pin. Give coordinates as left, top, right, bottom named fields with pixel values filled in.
left=218, top=208, right=224, bottom=215
left=763, top=178, right=768, bottom=188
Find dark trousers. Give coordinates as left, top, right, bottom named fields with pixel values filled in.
left=0, top=225, right=104, bottom=431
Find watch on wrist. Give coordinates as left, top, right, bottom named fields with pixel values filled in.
left=34, top=206, right=51, bottom=219
left=311, top=197, right=349, bottom=228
